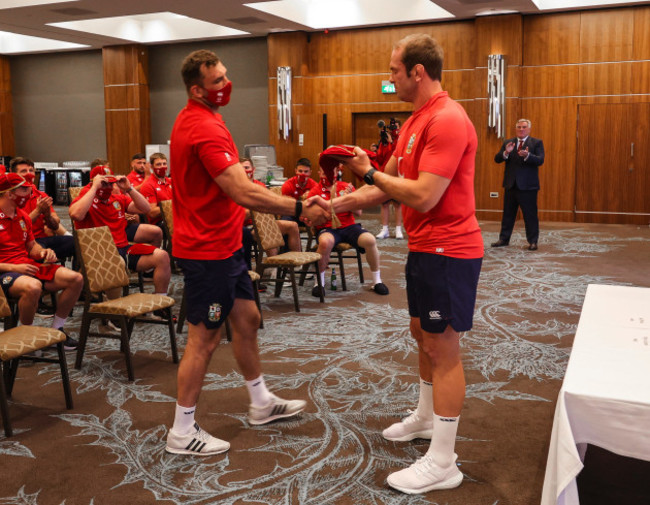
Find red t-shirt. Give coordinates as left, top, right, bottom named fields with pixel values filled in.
left=127, top=170, right=146, bottom=187
left=0, top=208, right=34, bottom=264
left=140, top=174, right=172, bottom=225
left=22, top=184, right=53, bottom=238
left=170, top=99, right=244, bottom=260
left=72, top=186, right=132, bottom=248
left=394, top=91, right=483, bottom=259
left=307, top=180, right=356, bottom=230
left=281, top=176, right=317, bottom=200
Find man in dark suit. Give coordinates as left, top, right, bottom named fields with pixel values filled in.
left=492, top=119, right=545, bottom=251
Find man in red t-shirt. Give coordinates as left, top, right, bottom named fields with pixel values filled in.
left=9, top=157, right=76, bottom=262
left=0, top=173, right=83, bottom=349
left=281, top=158, right=318, bottom=204
left=307, top=164, right=388, bottom=298
left=319, top=35, right=483, bottom=495
left=126, top=153, right=147, bottom=190
left=139, top=152, right=172, bottom=226
left=165, top=49, right=328, bottom=457
left=69, top=166, right=171, bottom=295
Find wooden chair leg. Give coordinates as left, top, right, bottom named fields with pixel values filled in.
left=75, top=313, right=92, bottom=370
left=314, top=261, right=325, bottom=303
left=338, top=251, right=347, bottom=291
left=357, top=250, right=364, bottom=283
left=0, top=367, right=12, bottom=437
left=56, top=342, right=74, bottom=410
left=118, top=317, right=134, bottom=382
left=289, top=269, right=300, bottom=312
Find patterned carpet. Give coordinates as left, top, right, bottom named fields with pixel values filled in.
left=1, top=215, right=649, bottom=505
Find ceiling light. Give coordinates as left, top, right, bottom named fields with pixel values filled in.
left=0, top=30, right=88, bottom=54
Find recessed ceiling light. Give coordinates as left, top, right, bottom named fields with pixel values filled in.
left=48, top=11, right=248, bottom=43
left=476, top=9, right=519, bottom=16
left=0, top=30, right=88, bottom=54
left=531, top=0, right=636, bottom=9
left=0, top=0, right=78, bottom=9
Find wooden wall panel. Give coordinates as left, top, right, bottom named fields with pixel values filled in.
left=475, top=15, right=523, bottom=67
left=523, top=13, right=581, bottom=66
left=633, top=5, right=650, bottom=60
left=0, top=56, right=15, bottom=156
left=579, top=9, right=634, bottom=63
left=103, top=45, right=150, bottom=174
left=579, top=62, right=634, bottom=96
left=522, top=65, right=580, bottom=97
left=267, top=32, right=309, bottom=76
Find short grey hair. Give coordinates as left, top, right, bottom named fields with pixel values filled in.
left=516, top=118, right=531, bottom=128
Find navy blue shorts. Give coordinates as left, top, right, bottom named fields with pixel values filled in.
left=125, top=222, right=140, bottom=242
left=117, top=246, right=143, bottom=272
left=177, top=250, right=255, bottom=330
left=1, top=272, right=45, bottom=296
left=317, top=223, right=367, bottom=253
left=406, top=252, right=482, bottom=333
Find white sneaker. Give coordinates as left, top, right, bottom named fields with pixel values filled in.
left=248, top=394, right=306, bottom=425
left=376, top=229, right=389, bottom=239
left=382, top=410, right=433, bottom=441
left=395, top=228, right=404, bottom=239
left=387, top=453, right=463, bottom=494
left=165, top=423, right=230, bottom=456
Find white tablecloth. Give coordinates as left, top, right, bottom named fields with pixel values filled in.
left=541, top=284, right=650, bottom=505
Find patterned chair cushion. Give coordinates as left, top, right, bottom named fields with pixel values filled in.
left=77, top=227, right=130, bottom=293
left=248, top=270, right=260, bottom=282
left=90, top=293, right=175, bottom=316
left=0, top=326, right=66, bottom=361
left=265, top=251, right=321, bottom=266
left=335, top=243, right=354, bottom=252
left=251, top=211, right=285, bottom=252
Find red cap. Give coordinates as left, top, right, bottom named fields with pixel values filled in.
left=90, top=165, right=117, bottom=182
left=0, top=172, right=26, bottom=193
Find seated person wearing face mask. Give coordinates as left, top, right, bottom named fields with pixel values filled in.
left=139, top=152, right=172, bottom=227
left=9, top=157, right=76, bottom=263
left=0, top=173, right=83, bottom=350
left=69, top=166, right=171, bottom=297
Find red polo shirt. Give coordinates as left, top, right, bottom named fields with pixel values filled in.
left=127, top=170, right=146, bottom=188
left=72, top=186, right=132, bottom=248
left=22, top=184, right=53, bottom=238
left=140, top=174, right=172, bottom=225
left=394, top=91, right=483, bottom=259
left=281, top=176, right=317, bottom=200
left=307, top=180, right=356, bottom=230
left=170, top=99, right=244, bottom=260
left=0, top=208, right=34, bottom=264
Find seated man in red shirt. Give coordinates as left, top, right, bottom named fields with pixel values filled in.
left=126, top=153, right=148, bottom=190
left=9, top=157, right=76, bottom=262
left=307, top=163, right=389, bottom=298
left=69, top=166, right=171, bottom=297
left=139, top=152, right=172, bottom=226
left=281, top=158, right=317, bottom=204
left=0, top=173, right=83, bottom=349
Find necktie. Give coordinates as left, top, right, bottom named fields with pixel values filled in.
left=518, top=140, right=524, bottom=151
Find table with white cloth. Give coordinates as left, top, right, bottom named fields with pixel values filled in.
left=541, top=284, right=650, bottom=505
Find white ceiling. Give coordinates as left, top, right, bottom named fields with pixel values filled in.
left=0, top=0, right=645, bottom=55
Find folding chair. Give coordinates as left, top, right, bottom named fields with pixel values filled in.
left=73, top=226, right=178, bottom=381
left=0, top=289, right=73, bottom=437
left=251, top=210, right=323, bottom=312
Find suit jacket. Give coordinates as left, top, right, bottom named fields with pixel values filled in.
left=494, top=136, right=545, bottom=190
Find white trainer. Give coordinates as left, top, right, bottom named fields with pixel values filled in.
left=376, top=229, right=390, bottom=239
left=165, top=423, right=230, bottom=456
left=387, top=453, right=463, bottom=494
left=382, top=410, right=433, bottom=441
left=248, top=394, right=306, bottom=425
left=395, top=228, right=404, bottom=239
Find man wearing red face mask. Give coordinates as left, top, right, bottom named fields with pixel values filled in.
left=0, top=173, right=83, bottom=349
left=9, top=157, right=76, bottom=262
left=166, top=49, right=328, bottom=457
left=69, top=166, right=171, bottom=297
left=307, top=163, right=389, bottom=298
left=281, top=158, right=317, bottom=204
left=139, top=152, right=172, bottom=226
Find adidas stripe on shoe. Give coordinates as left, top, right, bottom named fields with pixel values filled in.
left=165, top=423, right=230, bottom=456
left=248, top=394, right=306, bottom=425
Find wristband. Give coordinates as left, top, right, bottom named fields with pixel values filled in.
left=294, top=200, right=303, bottom=220
left=363, top=168, right=378, bottom=186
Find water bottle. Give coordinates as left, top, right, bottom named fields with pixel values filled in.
left=331, top=268, right=337, bottom=291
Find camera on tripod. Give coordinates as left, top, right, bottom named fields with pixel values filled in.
left=377, top=117, right=399, bottom=144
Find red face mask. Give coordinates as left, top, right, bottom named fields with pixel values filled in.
left=13, top=194, right=29, bottom=208
left=96, top=187, right=113, bottom=201
left=297, top=174, right=309, bottom=186
left=153, top=166, right=167, bottom=178
left=22, top=172, right=36, bottom=185
left=204, top=81, right=232, bottom=107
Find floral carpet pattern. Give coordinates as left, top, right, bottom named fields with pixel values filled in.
left=1, top=218, right=649, bottom=505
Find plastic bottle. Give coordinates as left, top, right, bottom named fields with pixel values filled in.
left=331, top=268, right=337, bottom=291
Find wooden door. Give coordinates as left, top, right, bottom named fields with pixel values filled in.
left=575, top=103, right=650, bottom=224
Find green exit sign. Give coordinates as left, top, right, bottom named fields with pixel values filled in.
left=381, top=80, right=395, bottom=94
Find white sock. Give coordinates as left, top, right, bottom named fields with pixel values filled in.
left=172, top=403, right=196, bottom=435
left=246, top=375, right=272, bottom=407
left=415, top=378, right=433, bottom=420
left=381, top=225, right=388, bottom=233
left=64, top=231, right=72, bottom=236
left=315, top=271, right=325, bottom=287
left=395, top=226, right=402, bottom=233
left=427, top=414, right=459, bottom=468
left=52, top=315, right=66, bottom=330
left=371, top=270, right=382, bottom=285
left=155, top=292, right=167, bottom=296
